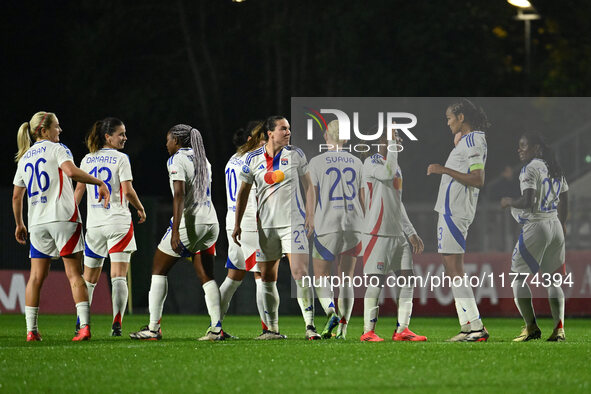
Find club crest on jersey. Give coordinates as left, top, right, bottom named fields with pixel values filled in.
left=242, top=165, right=250, bottom=174
left=281, top=158, right=288, bottom=165
left=377, top=262, right=385, bottom=271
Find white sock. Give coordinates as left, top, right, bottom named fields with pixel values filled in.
left=453, top=300, right=470, bottom=331
left=547, top=284, right=565, bottom=330
left=451, top=280, right=483, bottom=331
left=76, top=301, right=90, bottom=327
left=25, top=306, right=39, bottom=332
left=295, top=279, right=315, bottom=327
left=262, top=281, right=280, bottom=332
left=364, top=285, right=382, bottom=333
left=203, top=280, right=222, bottom=331
left=148, top=275, right=168, bottom=331
left=85, top=280, right=96, bottom=306
left=315, top=279, right=336, bottom=316
left=337, top=283, right=354, bottom=336
left=111, top=277, right=128, bottom=325
left=219, top=277, right=242, bottom=321
left=397, top=285, right=413, bottom=333
left=255, top=278, right=268, bottom=330
left=512, top=277, right=536, bottom=327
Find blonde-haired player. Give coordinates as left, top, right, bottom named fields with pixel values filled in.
left=308, top=120, right=364, bottom=340
left=13, top=111, right=110, bottom=341
left=218, top=121, right=270, bottom=338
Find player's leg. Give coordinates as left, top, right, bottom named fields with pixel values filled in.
left=257, top=259, right=282, bottom=337
left=192, top=250, right=224, bottom=339
left=220, top=268, right=246, bottom=321
left=542, top=221, right=566, bottom=341
left=253, top=272, right=269, bottom=333
left=313, top=257, right=336, bottom=316
left=442, top=253, right=487, bottom=341
left=110, top=256, right=130, bottom=336
left=335, top=254, right=356, bottom=340
left=25, top=257, right=51, bottom=341
left=63, top=251, right=92, bottom=341
left=361, top=274, right=384, bottom=341
left=142, top=249, right=177, bottom=338
left=289, top=252, right=320, bottom=340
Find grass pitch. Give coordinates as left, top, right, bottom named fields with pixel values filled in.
left=0, top=314, right=590, bottom=393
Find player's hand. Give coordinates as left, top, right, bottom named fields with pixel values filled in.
left=409, top=234, right=424, bottom=254
left=500, top=197, right=512, bottom=209
left=171, top=229, right=182, bottom=254
left=137, top=207, right=147, bottom=224
left=15, top=224, right=28, bottom=245
left=304, top=216, right=314, bottom=238
left=97, top=182, right=111, bottom=208
left=427, top=164, right=444, bottom=175
left=232, top=227, right=242, bottom=247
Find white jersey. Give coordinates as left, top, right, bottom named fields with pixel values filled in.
left=167, top=148, right=217, bottom=225
left=362, top=151, right=416, bottom=237
left=79, top=149, right=133, bottom=228
left=308, top=151, right=363, bottom=235
left=239, top=145, right=307, bottom=228
left=434, top=131, right=487, bottom=221
left=13, top=140, right=81, bottom=226
left=225, top=153, right=257, bottom=231
left=511, top=158, right=569, bottom=224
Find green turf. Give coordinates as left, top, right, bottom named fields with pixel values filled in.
left=0, top=315, right=590, bottom=393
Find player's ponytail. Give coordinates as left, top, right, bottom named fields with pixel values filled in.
left=15, top=111, right=55, bottom=162
left=237, top=121, right=266, bottom=155
left=86, top=117, right=124, bottom=153
left=447, top=98, right=491, bottom=132
left=190, top=127, right=209, bottom=203
left=522, top=131, right=563, bottom=179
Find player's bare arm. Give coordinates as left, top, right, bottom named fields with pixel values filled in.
left=74, top=182, right=86, bottom=205
left=12, top=185, right=27, bottom=245
left=558, top=190, right=568, bottom=235
left=427, top=164, right=485, bottom=189
left=171, top=180, right=185, bottom=254
left=121, top=180, right=146, bottom=223
left=232, top=181, right=252, bottom=246
left=500, top=188, right=535, bottom=209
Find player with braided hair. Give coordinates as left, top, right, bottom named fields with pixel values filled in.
left=130, top=124, right=222, bottom=341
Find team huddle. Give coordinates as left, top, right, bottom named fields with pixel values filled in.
left=13, top=99, right=568, bottom=343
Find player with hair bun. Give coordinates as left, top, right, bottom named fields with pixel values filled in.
left=427, top=98, right=490, bottom=342
left=130, top=124, right=222, bottom=341
left=501, top=131, right=568, bottom=342
left=74, top=117, right=146, bottom=336
left=218, top=121, right=271, bottom=339
left=13, top=111, right=110, bottom=341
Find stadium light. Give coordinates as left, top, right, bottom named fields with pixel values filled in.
left=507, top=0, right=532, bottom=8
left=507, top=0, right=540, bottom=94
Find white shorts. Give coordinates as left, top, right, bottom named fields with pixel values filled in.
left=84, top=222, right=136, bottom=268
left=29, top=222, right=84, bottom=259
left=511, top=219, right=565, bottom=274
left=158, top=222, right=219, bottom=258
left=363, top=234, right=412, bottom=275
left=226, top=229, right=260, bottom=272
left=437, top=214, right=471, bottom=254
left=256, top=224, right=309, bottom=262
left=312, top=231, right=362, bottom=260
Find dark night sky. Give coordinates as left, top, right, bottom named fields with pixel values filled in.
left=3, top=0, right=591, bottom=208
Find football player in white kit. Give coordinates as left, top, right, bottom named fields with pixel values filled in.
left=130, top=124, right=222, bottom=341
left=308, top=120, right=364, bottom=340
left=74, top=117, right=146, bottom=336
left=233, top=116, right=319, bottom=340
left=218, top=122, right=270, bottom=338
left=360, top=132, right=427, bottom=342
left=427, top=99, right=490, bottom=342
left=501, top=132, right=568, bottom=342
left=12, top=111, right=110, bottom=341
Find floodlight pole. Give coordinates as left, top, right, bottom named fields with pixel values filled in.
left=515, top=9, right=541, bottom=94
